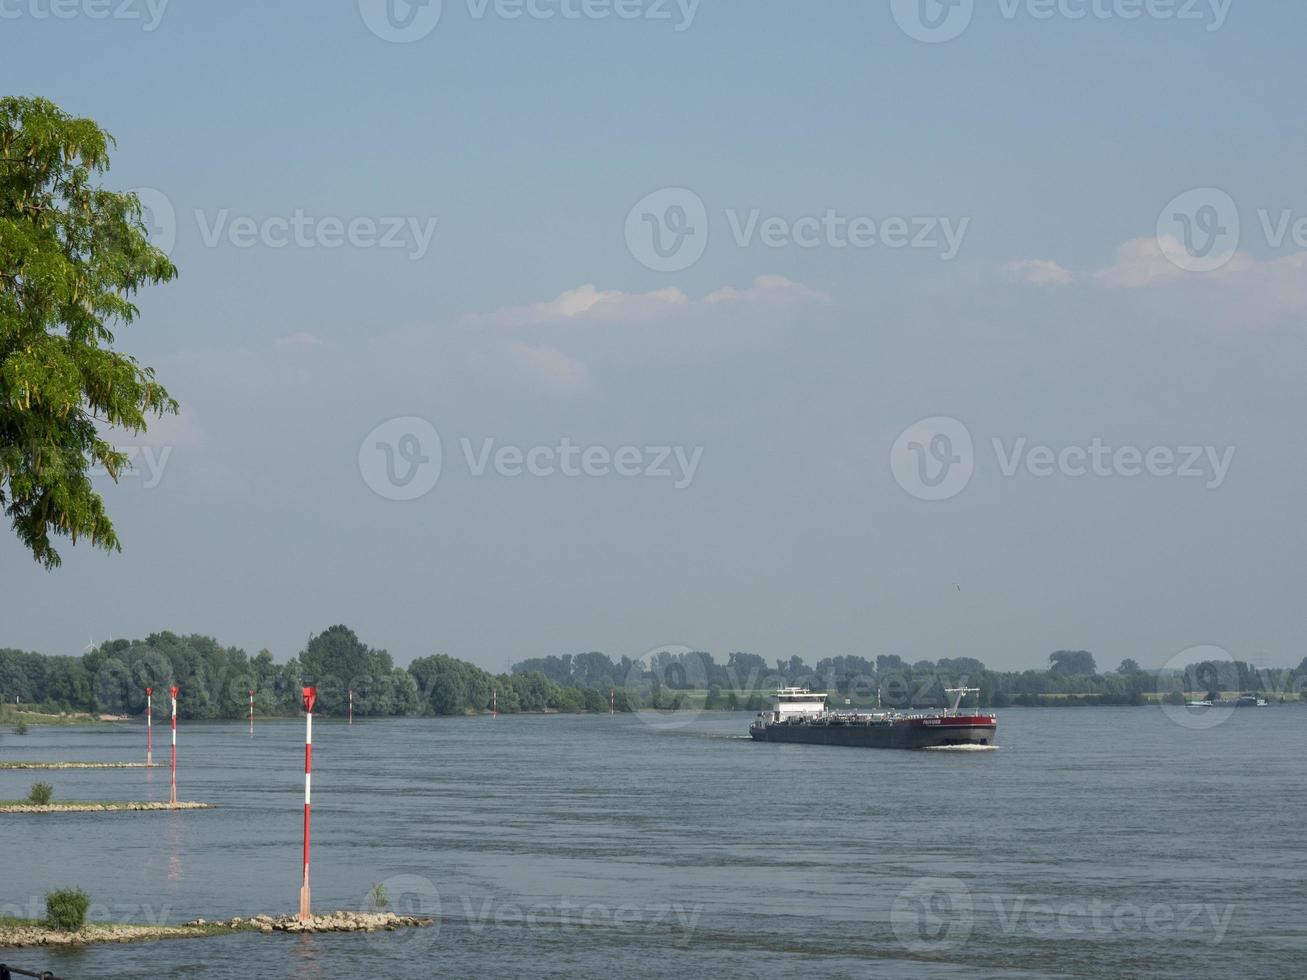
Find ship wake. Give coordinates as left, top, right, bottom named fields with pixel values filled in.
left=921, top=743, right=1000, bottom=752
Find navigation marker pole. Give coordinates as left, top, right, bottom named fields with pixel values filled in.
left=349, top=689, right=353, bottom=727
left=299, top=686, right=317, bottom=921
left=249, top=689, right=255, bottom=736
left=146, top=687, right=153, bottom=766
left=169, top=685, right=179, bottom=807
left=492, top=688, right=497, bottom=719
left=610, top=688, right=615, bottom=715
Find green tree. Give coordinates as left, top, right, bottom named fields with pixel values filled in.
left=1, top=97, right=178, bottom=568
left=1048, top=650, right=1097, bottom=677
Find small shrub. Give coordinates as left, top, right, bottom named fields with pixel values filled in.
left=28, top=781, right=54, bottom=806
left=14, top=720, right=28, bottom=735
left=45, top=888, right=90, bottom=932
left=367, top=882, right=389, bottom=911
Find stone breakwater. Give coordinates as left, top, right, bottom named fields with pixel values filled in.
left=0, top=801, right=212, bottom=813
left=200, top=912, right=433, bottom=934
left=1, top=913, right=430, bottom=949
left=1, top=922, right=224, bottom=948
left=0, top=762, right=156, bottom=770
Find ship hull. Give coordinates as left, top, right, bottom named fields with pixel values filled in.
left=749, top=715, right=996, bottom=750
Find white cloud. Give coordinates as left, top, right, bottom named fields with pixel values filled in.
left=1094, top=236, right=1195, bottom=289
left=1003, top=259, right=1073, bottom=286
left=1064, top=235, right=1307, bottom=322
left=472, top=276, right=825, bottom=328
left=705, top=274, right=829, bottom=305
left=505, top=342, right=591, bottom=390
left=475, top=284, right=689, bottom=328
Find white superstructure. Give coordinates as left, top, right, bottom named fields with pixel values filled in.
left=767, top=688, right=828, bottom=722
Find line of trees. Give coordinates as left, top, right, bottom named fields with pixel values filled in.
left=0, top=627, right=589, bottom=720
left=2, top=634, right=1304, bottom=720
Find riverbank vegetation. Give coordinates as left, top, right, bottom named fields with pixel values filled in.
left=2, top=629, right=1304, bottom=721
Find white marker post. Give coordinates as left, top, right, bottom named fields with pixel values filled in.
left=169, top=685, right=179, bottom=807
left=249, top=689, right=255, bottom=737
left=299, top=686, right=316, bottom=921
left=610, top=688, right=615, bottom=715
left=348, top=688, right=353, bottom=727
left=146, top=687, right=153, bottom=766
left=492, top=688, right=497, bottom=719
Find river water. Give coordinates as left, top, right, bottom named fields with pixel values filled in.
left=1, top=707, right=1304, bottom=978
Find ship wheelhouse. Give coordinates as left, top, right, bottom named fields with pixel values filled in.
left=768, top=687, right=828, bottom=723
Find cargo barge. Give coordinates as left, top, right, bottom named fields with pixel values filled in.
left=748, top=687, right=997, bottom=750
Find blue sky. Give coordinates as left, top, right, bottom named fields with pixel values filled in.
left=3, top=0, right=1306, bottom=671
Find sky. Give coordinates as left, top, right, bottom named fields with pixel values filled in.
left=2, top=0, right=1306, bottom=672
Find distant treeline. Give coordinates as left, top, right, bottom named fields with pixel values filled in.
left=512, top=648, right=1307, bottom=709
left=2, top=632, right=1305, bottom=720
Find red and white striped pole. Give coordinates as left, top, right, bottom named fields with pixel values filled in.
left=146, top=687, right=153, bottom=766
left=249, top=689, right=255, bottom=736
left=169, top=685, right=179, bottom=807
left=299, top=686, right=316, bottom=921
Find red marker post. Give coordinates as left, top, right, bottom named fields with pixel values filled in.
left=299, top=686, right=317, bottom=921
left=146, top=687, right=153, bottom=766
left=169, top=685, right=179, bottom=807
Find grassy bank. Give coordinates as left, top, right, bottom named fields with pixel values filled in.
left=1, top=706, right=124, bottom=728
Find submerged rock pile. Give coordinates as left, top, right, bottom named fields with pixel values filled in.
left=0, top=923, right=214, bottom=948
left=0, top=762, right=156, bottom=770
left=0, top=801, right=211, bottom=813
left=199, top=912, right=432, bottom=934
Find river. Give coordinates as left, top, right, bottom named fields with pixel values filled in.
left=2, top=706, right=1304, bottom=978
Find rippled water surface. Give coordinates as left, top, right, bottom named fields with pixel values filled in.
left=2, top=707, right=1305, bottom=978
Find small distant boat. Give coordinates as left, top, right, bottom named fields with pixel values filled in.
left=748, top=687, right=997, bottom=750
left=1185, top=693, right=1268, bottom=708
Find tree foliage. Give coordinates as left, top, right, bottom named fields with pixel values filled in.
left=1, top=96, right=177, bottom=568
left=1048, top=650, right=1098, bottom=677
